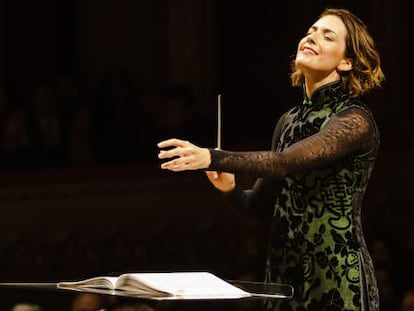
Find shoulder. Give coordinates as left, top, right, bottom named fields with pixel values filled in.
left=334, top=97, right=373, bottom=116
left=333, top=97, right=377, bottom=130
left=331, top=103, right=379, bottom=154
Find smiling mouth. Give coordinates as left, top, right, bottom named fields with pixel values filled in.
left=302, top=47, right=318, bottom=55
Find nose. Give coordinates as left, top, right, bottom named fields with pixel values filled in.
left=305, top=33, right=316, bottom=45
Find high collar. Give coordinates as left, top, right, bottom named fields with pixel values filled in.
left=302, top=81, right=346, bottom=108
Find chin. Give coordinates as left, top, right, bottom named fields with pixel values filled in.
left=295, top=59, right=315, bottom=72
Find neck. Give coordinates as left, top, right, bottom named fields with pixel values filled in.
left=304, top=71, right=341, bottom=98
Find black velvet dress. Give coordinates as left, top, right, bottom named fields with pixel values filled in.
left=209, top=81, right=380, bottom=311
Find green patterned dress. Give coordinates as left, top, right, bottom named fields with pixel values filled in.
left=209, top=81, right=380, bottom=311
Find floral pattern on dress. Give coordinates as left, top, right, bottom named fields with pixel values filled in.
left=265, top=81, right=379, bottom=311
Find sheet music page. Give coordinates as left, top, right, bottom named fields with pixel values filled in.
left=120, top=272, right=250, bottom=298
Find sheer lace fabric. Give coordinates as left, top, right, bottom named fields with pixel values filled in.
left=209, top=107, right=377, bottom=179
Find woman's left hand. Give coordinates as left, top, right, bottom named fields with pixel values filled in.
left=157, top=138, right=211, bottom=171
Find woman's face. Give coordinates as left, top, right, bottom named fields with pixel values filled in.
left=295, top=14, right=351, bottom=79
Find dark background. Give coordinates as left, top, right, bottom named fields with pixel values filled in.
left=0, top=0, right=412, bottom=310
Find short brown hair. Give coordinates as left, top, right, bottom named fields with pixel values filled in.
left=290, top=8, right=385, bottom=97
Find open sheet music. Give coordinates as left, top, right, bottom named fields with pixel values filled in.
left=58, top=271, right=251, bottom=299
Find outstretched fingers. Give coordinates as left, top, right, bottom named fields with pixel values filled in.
left=158, top=146, right=194, bottom=160
left=157, top=138, right=190, bottom=149
left=160, top=152, right=197, bottom=171
left=157, top=138, right=210, bottom=171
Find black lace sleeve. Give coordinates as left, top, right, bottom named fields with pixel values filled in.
left=209, top=107, right=377, bottom=178
left=213, top=107, right=377, bottom=222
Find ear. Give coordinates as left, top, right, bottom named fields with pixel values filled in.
left=337, top=58, right=353, bottom=72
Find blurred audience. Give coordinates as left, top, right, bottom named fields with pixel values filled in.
left=71, top=293, right=114, bottom=311
left=10, top=303, right=42, bottom=311
left=56, top=73, right=94, bottom=165
left=26, top=82, right=68, bottom=166
left=110, top=302, right=156, bottom=311
left=0, top=69, right=212, bottom=168
left=375, top=265, right=397, bottom=311
left=91, top=68, right=142, bottom=165
left=401, top=289, right=414, bottom=311
left=1, top=82, right=69, bottom=168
